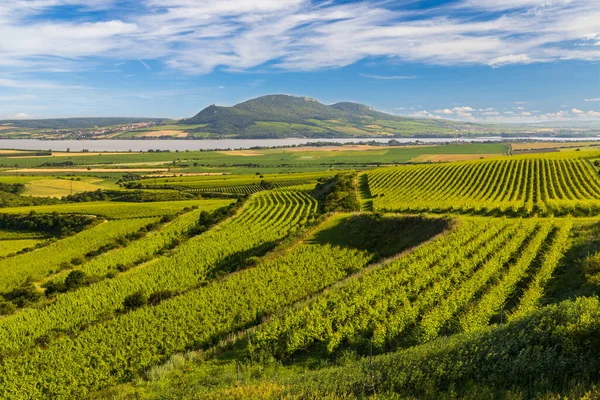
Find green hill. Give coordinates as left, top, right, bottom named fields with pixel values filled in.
left=0, top=117, right=166, bottom=130
left=183, top=94, right=479, bottom=138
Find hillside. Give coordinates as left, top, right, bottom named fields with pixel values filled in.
left=0, top=117, right=166, bottom=130
left=182, top=94, right=478, bottom=138
left=0, top=148, right=599, bottom=398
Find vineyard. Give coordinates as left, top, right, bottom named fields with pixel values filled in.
left=0, top=148, right=599, bottom=399
left=367, top=155, right=600, bottom=215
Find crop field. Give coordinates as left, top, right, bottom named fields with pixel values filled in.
left=0, top=199, right=224, bottom=219
left=22, top=178, right=104, bottom=197
left=367, top=155, right=600, bottom=215
left=139, top=171, right=336, bottom=194
left=0, top=145, right=598, bottom=399
left=0, top=143, right=509, bottom=173
left=0, top=238, right=45, bottom=257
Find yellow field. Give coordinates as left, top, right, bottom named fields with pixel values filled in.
left=137, top=130, right=189, bottom=138
left=23, top=178, right=104, bottom=197
left=410, top=153, right=501, bottom=162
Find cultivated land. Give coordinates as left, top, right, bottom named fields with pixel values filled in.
left=2, top=96, right=599, bottom=140
left=0, top=141, right=599, bottom=399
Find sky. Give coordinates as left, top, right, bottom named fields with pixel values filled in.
left=0, top=0, right=599, bottom=123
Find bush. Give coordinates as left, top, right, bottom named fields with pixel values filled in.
left=0, top=300, right=16, bottom=316
left=70, top=257, right=86, bottom=266
left=42, top=281, right=65, bottom=296
left=3, top=283, right=42, bottom=308
left=123, top=291, right=147, bottom=311
left=148, top=290, right=176, bottom=306
left=64, top=270, right=87, bottom=291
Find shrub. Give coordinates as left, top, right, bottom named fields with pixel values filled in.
left=148, top=290, right=176, bottom=306
left=0, top=300, right=16, bottom=316
left=123, top=291, right=147, bottom=311
left=64, top=270, right=87, bottom=291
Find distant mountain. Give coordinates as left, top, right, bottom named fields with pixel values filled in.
left=182, top=94, right=474, bottom=138
left=0, top=117, right=166, bottom=130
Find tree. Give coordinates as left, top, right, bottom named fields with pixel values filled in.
left=64, top=270, right=87, bottom=291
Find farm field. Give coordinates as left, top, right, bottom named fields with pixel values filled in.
left=0, top=144, right=598, bottom=399
left=0, top=143, right=509, bottom=173
left=366, top=153, right=600, bottom=215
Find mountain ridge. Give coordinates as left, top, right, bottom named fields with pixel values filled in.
left=182, top=94, right=469, bottom=138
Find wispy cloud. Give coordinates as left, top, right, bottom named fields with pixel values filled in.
left=138, top=59, right=150, bottom=70
left=585, top=98, right=600, bottom=102
left=0, top=78, right=87, bottom=90
left=359, top=74, right=417, bottom=80
left=0, top=0, right=597, bottom=74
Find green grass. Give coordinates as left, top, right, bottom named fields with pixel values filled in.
left=0, top=239, right=45, bottom=257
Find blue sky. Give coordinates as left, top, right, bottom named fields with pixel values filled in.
left=0, top=0, right=598, bottom=122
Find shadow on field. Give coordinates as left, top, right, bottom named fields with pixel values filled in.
left=309, top=214, right=450, bottom=262
left=208, top=241, right=279, bottom=279
left=358, top=174, right=373, bottom=212
left=543, top=221, right=600, bottom=303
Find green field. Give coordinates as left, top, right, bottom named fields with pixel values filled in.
left=0, top=145, right=598, bottom=399
left=0, top=143, right=509, bottom=171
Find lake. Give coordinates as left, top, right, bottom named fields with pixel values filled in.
left=0, top=137, right=598, bottom=152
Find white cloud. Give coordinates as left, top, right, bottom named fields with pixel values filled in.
left=3, top=112, right=31, bottom=119
left=411, top=110, right=442, bottom=119
left=453, top=106, right=474, bottom=112
left=585, top=98, right=600, bottom=101
left=489, top=54, right=532, bottom=67
left=514, top=101, right=527, bottom=104
left=0, top=78, right=87, bottom=90
left=0, top=0, right=598, bottom=74
left=400, top=102, right=600, bottom=122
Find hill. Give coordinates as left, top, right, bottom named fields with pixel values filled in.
left=0, top=117, right=166, bottom=130
left=182, top=94, right=479, bottom=138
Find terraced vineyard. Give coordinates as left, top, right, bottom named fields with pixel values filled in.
left=181, top=179, right=319, bottom=194
left=367, top=156, right=600, bottom=215
left=0, top=149, right=599, bottom=399
left=250, top=217, right=572, bottom=357
left=139, top=172, right=334, bottom=195
left=0, top=192, right=317, bottom=360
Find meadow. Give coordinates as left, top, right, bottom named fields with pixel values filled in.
left=0, top=142, right=598, bottom=399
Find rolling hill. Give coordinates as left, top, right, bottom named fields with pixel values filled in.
left=0, top=117, right=166, bottom=130
left=182, top=94, right=483, bottom=138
